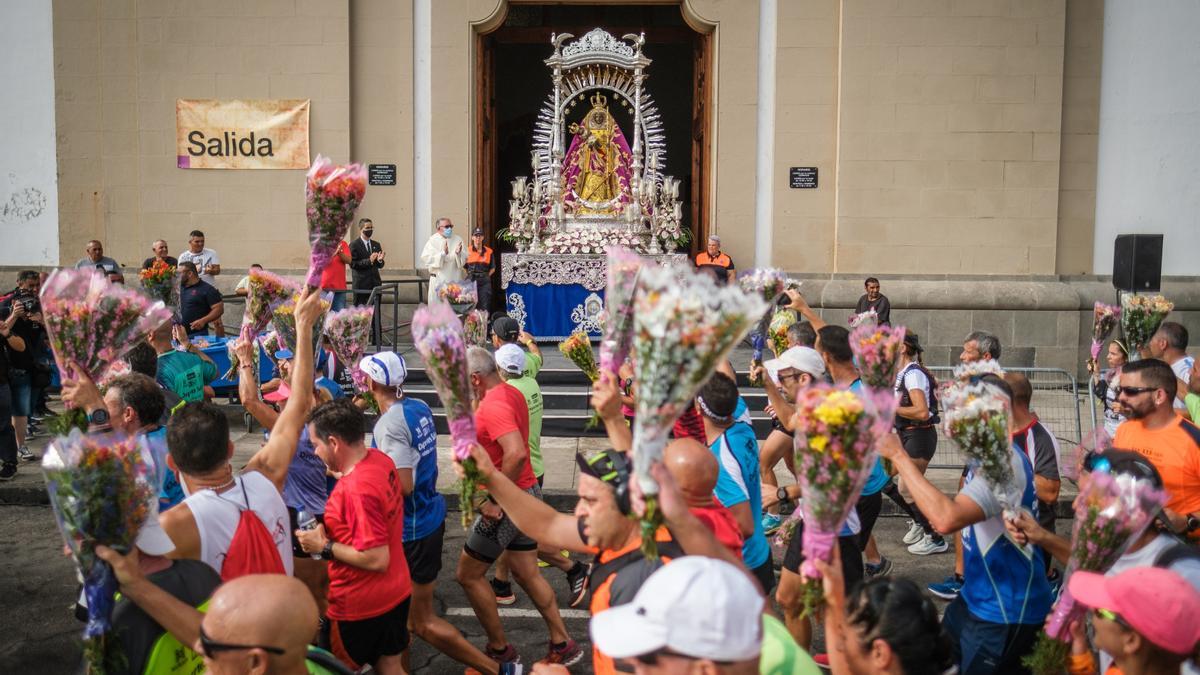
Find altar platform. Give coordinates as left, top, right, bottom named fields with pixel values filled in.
left=502, top=252, right=687, bottom=340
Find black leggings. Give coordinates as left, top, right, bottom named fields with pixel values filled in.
left=882, top=479, right=942, bottom=541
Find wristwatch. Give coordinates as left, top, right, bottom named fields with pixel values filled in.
left=88, top=408, right=110, bottom=426
left=321, top=540, right=335, bottom=561
left=776, top=486, right=790, bottom=504
left=1187, top=514, right=1200, bottom=533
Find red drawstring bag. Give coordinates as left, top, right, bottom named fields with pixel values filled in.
left=220, top=478, right=286, bottom=581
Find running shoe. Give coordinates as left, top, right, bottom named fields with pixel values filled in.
left=864, top=556, right=893, bottom=578
left=0, top=462, right=16, bottom=481
left=17, top=447, right=35, bottom=462
left=491, top=578, right=516, bottom=606
left=907, top=534, right=949, bottom=556
left=1047, top=568, right=1063, bottom=597
left=539, top=640, right=584, bottom=667
left=539, top=549, right=571, bottom=568
left=813, top=653, right=830, bottom=670
left=566, top=562, right=591, bottom=608
left=761, top=512, right=783, bottom=535
left=902, top=520, right=924, bottom=545
left=928, top=574, right=963, bottom=600
left=485, top=644, right=522, bottom=668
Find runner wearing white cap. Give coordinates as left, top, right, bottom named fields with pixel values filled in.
left=361, top=352, right=498, bottom=675
left=590, top=556, right=818, bottom=674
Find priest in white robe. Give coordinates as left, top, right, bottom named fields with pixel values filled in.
left=419, top=217, right=468, bottom=304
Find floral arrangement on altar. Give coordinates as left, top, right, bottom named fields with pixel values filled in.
left=541, top=228, right=645, bottom=255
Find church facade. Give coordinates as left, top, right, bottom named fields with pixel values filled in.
left=1, top=0, right=1197, bottom=373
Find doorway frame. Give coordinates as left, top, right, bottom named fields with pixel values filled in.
left=473, top=4, right=714, bottom=254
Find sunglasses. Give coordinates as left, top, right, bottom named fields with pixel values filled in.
left=1114, top=385, right=1156, bottom=397
left=198, top=625, right=285, bottom=657
left=1092, top=608, right=1130, bottom=629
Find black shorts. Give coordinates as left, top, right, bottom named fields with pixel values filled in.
left=750, top=557, right=776, bottom=596
left=898, top=426, right=938, bottom=461
left=770, top=416, right=794, bottom=437
left=464, top=485, right=541, bottom=564
left=403, top=523, right=445, bottom=586
left=328, top=597, right=411, bottom=668
left=855, top=491, right=883, bottom=550
left=287, top=507, right=325, bottom=557
left=782, top=519, right=863, bottom=592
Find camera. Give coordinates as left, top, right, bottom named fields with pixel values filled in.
left=13, top=289, right=39, bottom=315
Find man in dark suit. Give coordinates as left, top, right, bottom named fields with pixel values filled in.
left=350, top=218, right=384, bottom=305
left=349, top=218, right=385, bottom=344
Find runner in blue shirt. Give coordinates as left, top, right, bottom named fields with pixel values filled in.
left=697, top=372, right=775, bottom=595
left=879, top=375, right=1053, bottom=674
left=361, top=352, right=497, bottom=675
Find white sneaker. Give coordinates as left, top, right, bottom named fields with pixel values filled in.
left=902, top=520, right=924, bottom=545
left=908, top=534, right=950, bottom=556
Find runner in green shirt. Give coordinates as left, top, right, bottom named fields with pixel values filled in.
left=150, top=323, right=217, bottom=403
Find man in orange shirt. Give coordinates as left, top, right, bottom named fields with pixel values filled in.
left=694, top=234, right=736, bottom=285
left=1114, top=358, right=1200, bottom=539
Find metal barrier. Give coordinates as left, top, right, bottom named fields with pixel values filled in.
left=365, top=279, right=427, bottom=351
left=926, top=366, right=1094, bottom=469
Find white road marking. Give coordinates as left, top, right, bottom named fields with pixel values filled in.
left=446, top=607, right=591, bottom=620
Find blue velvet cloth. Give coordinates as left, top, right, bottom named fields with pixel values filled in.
left=504, top=282, right=606, bottom=341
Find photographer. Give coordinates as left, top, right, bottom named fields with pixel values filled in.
left=0, top=271, right=46, bottom=463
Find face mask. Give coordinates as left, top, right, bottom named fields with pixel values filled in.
left=443, top=227, right=453, bottom=238
left=362, top=229, right=373, bottom=238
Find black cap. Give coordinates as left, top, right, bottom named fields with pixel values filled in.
left=576, top=449, right=630, bottom=488
left=472, top=228, right=484, bottom=236
left=492, top=316, right=521, bottom=342
left=904, top=331, right=924, bottom=354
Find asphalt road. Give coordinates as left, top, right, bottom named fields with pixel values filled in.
left=0, top=506, right=961, bottom=674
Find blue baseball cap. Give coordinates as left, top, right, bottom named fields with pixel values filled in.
left=275, top=349, right=294, bottom=360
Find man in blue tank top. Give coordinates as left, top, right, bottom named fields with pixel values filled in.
left=879, top=375, right=1053, bottom=675
left=362, top=352, right=498, bottom=675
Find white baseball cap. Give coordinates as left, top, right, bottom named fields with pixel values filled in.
left=590, top=556, right=764, bottom=662
left=763, top=346, right=825, bottom=384
left=359, top=352, right=407, bottom=387
left=495, top=343, right=525, bottom=375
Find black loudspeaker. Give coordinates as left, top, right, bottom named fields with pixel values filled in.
left=1112, top=234, right=1163, bottom=292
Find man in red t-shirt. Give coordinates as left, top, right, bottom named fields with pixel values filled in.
left=664, top=438, right=743, bottom=555
left=296, top=399, right=411, bottom=674
left=321, top=239, right=352, bottom=311
left=454, top=347, right=581, bottom=668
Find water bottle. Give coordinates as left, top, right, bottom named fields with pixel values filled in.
left=296, top=509, right=322, bottom=560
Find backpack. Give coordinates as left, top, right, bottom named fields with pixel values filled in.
left=895, top=363, right=940, bottom=428
left=219, top=478, right=286, bottom=581
left=1154, top=539, right=1200, bottom=569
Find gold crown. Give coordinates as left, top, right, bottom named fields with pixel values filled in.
left=590, top=92, right=608, bottom=109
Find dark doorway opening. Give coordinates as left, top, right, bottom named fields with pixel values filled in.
left=476, top=4, right=712, bottom=307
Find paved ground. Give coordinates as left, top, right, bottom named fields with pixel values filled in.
left=0, top=501, right=975, bottom=673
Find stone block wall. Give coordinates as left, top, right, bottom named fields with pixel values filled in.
left=797, top=277, right=1200, bottom=380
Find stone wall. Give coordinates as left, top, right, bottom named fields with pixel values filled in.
left=794, top=277, right=1200, bottom=380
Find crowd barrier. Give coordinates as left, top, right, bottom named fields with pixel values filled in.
left=925, top=366, right=1095, bottom=470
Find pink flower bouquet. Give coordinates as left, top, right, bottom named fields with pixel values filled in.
left=1024, top=471, right=1166, bottom=674
left=780, top=385, right=896, bottom=616
left=436, top=281, right=478, bottom=306
left=305, top=154, right=366, bottom=289
left=271, top=294, right=331, bottom=360
left=850, top=323, right=906, bottom=389
left=323, top=306, right=374, bottom=394
left=631, top=262, right=767, bottom=557
left=40, top=268, right=173, bottom=382
left=1089, top=302, right=1120, bottom=371
left=412, top=302, right=483, bottom=527
left=462, top=309, right=488, bottom=348
left=241, top=267, right=299, bottom=341
left=598, top=246, right=644, bottom=382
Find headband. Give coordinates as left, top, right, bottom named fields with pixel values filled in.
left=696, top=395, right=733, bottom=424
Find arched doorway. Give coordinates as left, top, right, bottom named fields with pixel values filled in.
left=474, top=3, right=713, bottom=268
